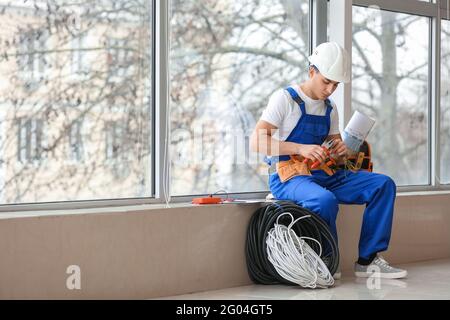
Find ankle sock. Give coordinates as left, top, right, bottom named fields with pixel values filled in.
left=357, top=253, right=377, bottom=266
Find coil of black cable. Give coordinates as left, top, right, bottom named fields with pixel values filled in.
left=245, top=200, right=339, bottom=285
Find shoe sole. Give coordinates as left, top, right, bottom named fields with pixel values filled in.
left=354, top=271, right=408, bottom=279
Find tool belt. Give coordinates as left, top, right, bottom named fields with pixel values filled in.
left=269, top=141, right=373, bottom=184
left=270, top=155, right=336, bottom=183
left=337, top=141, right=373, bottom=172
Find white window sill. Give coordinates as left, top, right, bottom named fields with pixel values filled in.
left=397, top=190, right=450, bottom=197
left=1, top=190, right=450, bottom=220
left=0, top=200, right=265, bottom=220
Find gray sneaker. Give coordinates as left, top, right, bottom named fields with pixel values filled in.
left=354, top=255, right=408, bottom=279
left=333, top=270, right=341, bottom=280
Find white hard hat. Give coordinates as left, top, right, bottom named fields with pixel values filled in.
left=308, top=42, right=350, bottom=83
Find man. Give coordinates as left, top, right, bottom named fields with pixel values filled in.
left=250, top=42, right=407, bottom=279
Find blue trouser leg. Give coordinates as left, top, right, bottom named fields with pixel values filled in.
left=269, top=170, right=396, bottom=260
left=269, top=173, right=340, bottom=241
left=326, top=170, right=396, bottom=259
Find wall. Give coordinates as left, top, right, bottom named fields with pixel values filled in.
left=0, top=194, right=450, bottom=299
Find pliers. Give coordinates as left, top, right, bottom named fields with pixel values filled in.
left=303, top=139, right=335, bottom=169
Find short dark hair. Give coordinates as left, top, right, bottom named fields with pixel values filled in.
left=309, top=65, right=320, bottom=73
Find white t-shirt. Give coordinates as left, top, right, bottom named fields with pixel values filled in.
left=260, top=85, right=340, bottom=141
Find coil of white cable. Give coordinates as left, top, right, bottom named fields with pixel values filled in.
left=266, top=213, right=334, bottom=288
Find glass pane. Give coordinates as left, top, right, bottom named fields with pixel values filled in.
left=0, top=0, right=152, bottom=204
left=441, top=19, right=450, bottom=184
left=352, top=7, right=429, bottom=186
left=169, top=0, right=310, bottom=195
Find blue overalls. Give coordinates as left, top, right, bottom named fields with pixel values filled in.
left=268, top=87, right=396, bottom=259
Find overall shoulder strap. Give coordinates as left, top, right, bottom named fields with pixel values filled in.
left=324, top=99, right=334, bottom=129
left=285, top=87, right=306, bottom=114
left=324, top=99, right=333, bottom=117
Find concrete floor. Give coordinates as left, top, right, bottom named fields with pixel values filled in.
left=159, top=259, right=450, bottom=300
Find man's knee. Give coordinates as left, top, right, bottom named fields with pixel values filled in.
left=376, top=174, right=397, bottom=191
left=315, top=191, right=339, bottom=216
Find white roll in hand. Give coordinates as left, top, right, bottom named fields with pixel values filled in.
left=342, top=110, right=375, bottom=152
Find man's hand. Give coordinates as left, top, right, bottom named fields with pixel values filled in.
left=329, top=139, right=348, bottom=159
left=297, top=144, right=328, bottom=164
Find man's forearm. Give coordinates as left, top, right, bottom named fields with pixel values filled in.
left=253, top=134, right=300, bottom=156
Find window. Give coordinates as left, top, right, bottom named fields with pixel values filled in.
left=352, top=6, right=430, bottom=186
left=17, top=118, right=44, bottom=163
left=105, top=120, right=131, bottom=180
left=0, top=120, right=4, bottom=201
left=71, top=32, right=90, bottom=76
left=18, top=29, right=49, bottom=82
left=68, top=119, right=85, bottom=162
left=105, top=121, right=126, bottom=161
left=169, top=0, right=310, bottom=196
left=107, top=37, right=134, bottom=79
left=441, top=19, right=450, bottom=184
left=5, top=0, right=448, bottom=210
left=0, top=1, right=152, bottom=205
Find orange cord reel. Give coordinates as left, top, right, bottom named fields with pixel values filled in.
left=192, top=195, right=223, bottom=205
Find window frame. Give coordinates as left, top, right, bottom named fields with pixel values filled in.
left=163, top=0, right=315, bottom=202
left=4, top=0, right=448, bottom=212
left=351, top=0, right=450, bottom=192
left=70, top=32, right=91, bottom=78
left=68, top=119, right=85, bottom=163
left=18, top=28, right=49, bottom=84
left=16, top=117, right=45, bottom=165
left=438, top=15, right=450, bottom=184
left=0, top=0, right=313, bottom=211
left=0, top=1, right=156, bottom=211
